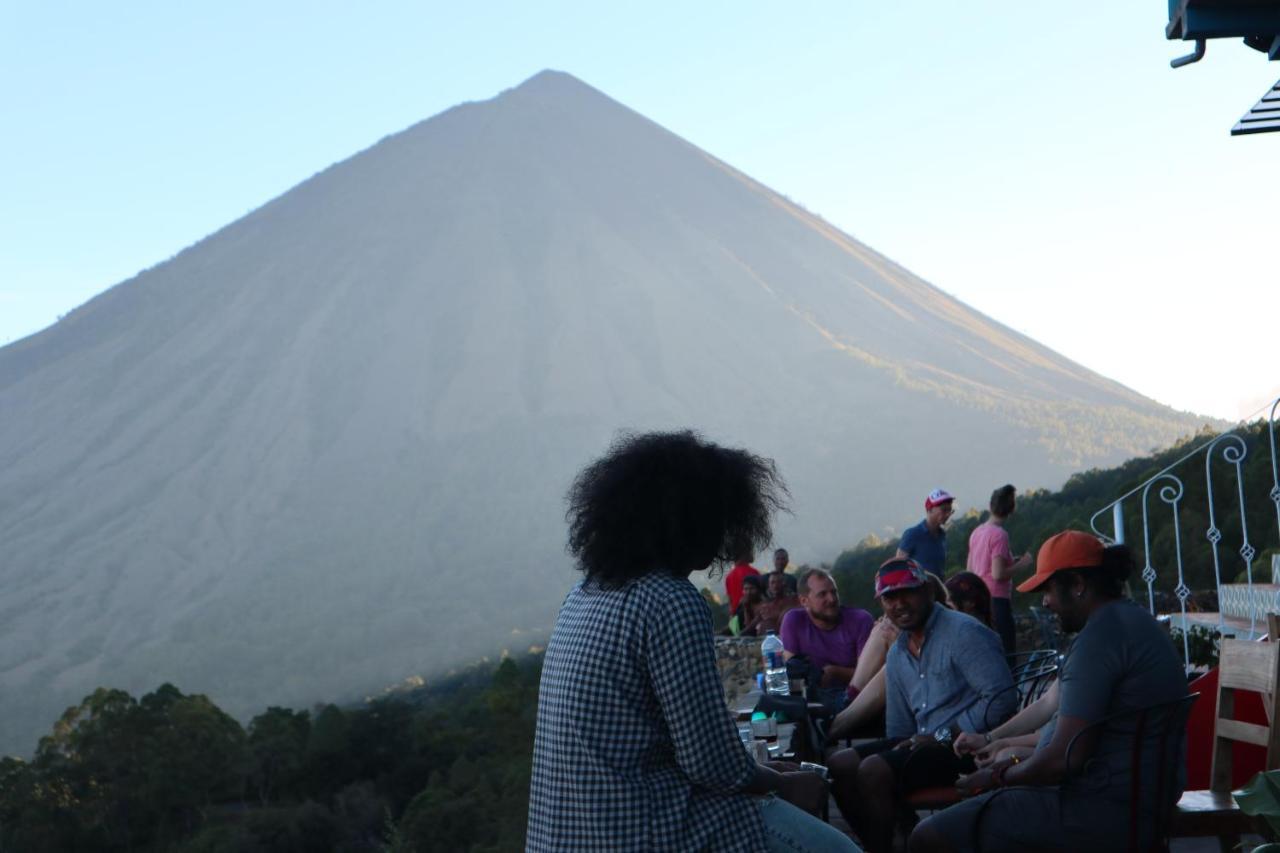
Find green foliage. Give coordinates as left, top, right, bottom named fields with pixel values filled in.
left=248, top=707, right=310, bottom=806
left=1171, top=624, right=1223, bottom=669
left=830, top=422, right=1280, bottom=614
left=0, top=684, right=250, bottom=850
left=8, top=424, right=1277, bottom=851
left=701, top=586, right=729, bottom=632
left=1, top=656, right=543, bottom=852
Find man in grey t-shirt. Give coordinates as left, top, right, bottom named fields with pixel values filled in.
left=911, top=531, right=1188, bottom=853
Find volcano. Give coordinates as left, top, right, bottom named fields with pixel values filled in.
left=0, top=70, right=1204, bottom=753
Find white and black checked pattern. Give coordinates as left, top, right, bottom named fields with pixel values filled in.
left=527, top=572, right=766, bottom=851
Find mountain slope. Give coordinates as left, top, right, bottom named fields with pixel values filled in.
left=0, top=70, right=1206, bottom=754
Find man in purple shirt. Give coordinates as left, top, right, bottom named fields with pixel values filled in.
left=781, top=568, right=875, bottom=691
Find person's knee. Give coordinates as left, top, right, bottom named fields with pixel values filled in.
left=828, top=746, right=861, bottom=781
left=908, top=816, right=954, bottom=853
left=857, top=754, right=894, bottom=793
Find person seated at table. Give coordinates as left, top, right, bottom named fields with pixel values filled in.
left=827, top=574, right=963, bottom=742
left=909, top=531, right=1188, bottom=853
left=827, top=558, right=1014, bottom=853
left=752, top=571, right=801, bottom=634
left=527, top=431, right=860, bottom=853
left=944, top=571, right=994, bottom=629
left=780, top=568, right=875, bottom=707
left=730, top=574, right=767, bottom=636
left=824, top=615, right=898, bottom=741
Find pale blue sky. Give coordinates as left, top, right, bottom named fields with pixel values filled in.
left=3, top=2, right=1276, bottom=419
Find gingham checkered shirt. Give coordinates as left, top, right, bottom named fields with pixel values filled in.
left=527, top=572, right=765, bottom=851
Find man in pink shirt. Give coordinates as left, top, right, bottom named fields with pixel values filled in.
left=966, top=484, right=1032, bottom=653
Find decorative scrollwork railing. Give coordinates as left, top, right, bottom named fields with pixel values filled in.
left=1089, top=392, right=1280, bottom=669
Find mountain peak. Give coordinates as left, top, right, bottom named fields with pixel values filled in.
left=0, top=72, right=1205, bottom=756
left=500, top=69, right=612, bottom=106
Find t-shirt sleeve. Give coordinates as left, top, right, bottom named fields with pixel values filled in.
left=993, top=527, right=1013, bottom=563
left=780, top=608, right=803, bottom=654
left=899, top=526, right=920, bottom=556
left=645, top=584, right=756, bottom=792
left=1058, top=615, right=1123, bottom=723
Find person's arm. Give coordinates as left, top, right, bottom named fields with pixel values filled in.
left=961, top=625, right=1118, bottom=793
left=745, top=765, right=828, bottom=814
left=645, top=585, right=757, bottom=793
left=953, top=623, right=1017, bottom=732
left=850, top=618, right=895, bottom=692
left=821, top=665, right=855, bottom=688
left=883, top=651, right=913, bottom=739
left=974, top=734, right=1040, bottom=768
left=958, top=714, right=1094, bottom=793
left=954, top=679, right=1059, bottom=756
left=895, top=527, right=916, bottom=563
left=780, top=609, right=799, bottom=661
left=990, top=553, right=1033, bottom=582
left=828, top=667, right=886, bottom=741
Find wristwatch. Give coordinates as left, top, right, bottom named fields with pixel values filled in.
left=933, top=724, right=955, bottom=746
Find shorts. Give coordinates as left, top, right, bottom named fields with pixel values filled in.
left=918, top=786, right=1067, bottom=853
left=855, top=737, right=977, bottom=794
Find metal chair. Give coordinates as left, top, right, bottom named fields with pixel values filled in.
left=902, top=666, right=1059, bottom=815
left=1029, top=606, right=1064, bottom=651
left=972, top=693, right=1198, bottom=853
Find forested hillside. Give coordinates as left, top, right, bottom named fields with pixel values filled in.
left=0, top=658, right=539, bottom=852
left=3, top=420, right=1275, bottom=851
left=830, top=421, right=1279, bottom=610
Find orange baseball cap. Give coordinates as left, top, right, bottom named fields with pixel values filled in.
left=1015, top=530, right=1105, bottom=593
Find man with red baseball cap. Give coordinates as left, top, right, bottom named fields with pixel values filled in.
left=895, top=488, right=955, bottom=574
left=909, top=531, right=1189, bottom=853
left=829, top=556, right=1012, bottom=852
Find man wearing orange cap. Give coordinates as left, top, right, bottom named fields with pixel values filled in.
left=908, top=531, right=1188, bottom=853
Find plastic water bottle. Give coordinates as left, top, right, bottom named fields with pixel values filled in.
left=761, top=631, right=788, bottom=696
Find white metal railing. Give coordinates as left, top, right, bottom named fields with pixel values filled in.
left=1089, top=394, right=1280, bottom=666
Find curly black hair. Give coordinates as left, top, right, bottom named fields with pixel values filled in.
left=945, top=571, right=993, bottom=627
left=565, top=431, right=788, bottom=588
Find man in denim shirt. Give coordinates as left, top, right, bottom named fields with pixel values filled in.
left=829, top=558, right=1013, bottom=853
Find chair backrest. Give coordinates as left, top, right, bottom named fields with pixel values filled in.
left=1029, top=606, right=1063, bottom=650
left=1211, top=613, right=1280, bottom=792
left=1007, top=648, right=1057, bottom=680
left=981, top=663, right=1060, bottom=731
left=1063, top=693, right=1199, bottom=853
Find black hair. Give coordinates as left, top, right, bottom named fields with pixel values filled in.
left=566, top=431, right=788, bottom=588
left=926, top=572, right=950, bottom=608
left=742, top=574, right=766, bottom=591
left=1047, top=544, right=1134, bottom=600
left=990, top=484, right=1016, bottom=518
left=945, top=571, right=993, bottom=627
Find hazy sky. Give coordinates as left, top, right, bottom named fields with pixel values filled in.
left=3, top=2, right=1276, bottom=420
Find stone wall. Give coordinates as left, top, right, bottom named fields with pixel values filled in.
left=715, top=636, right=763, bottom=709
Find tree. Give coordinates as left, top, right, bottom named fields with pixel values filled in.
left=248, top=706, right=310, bottom=806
